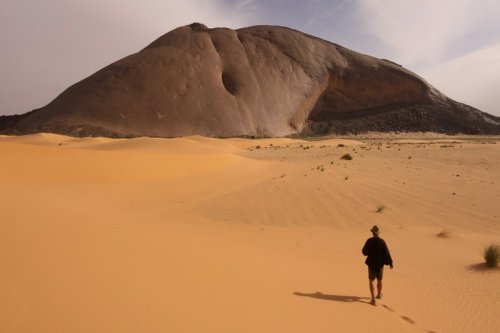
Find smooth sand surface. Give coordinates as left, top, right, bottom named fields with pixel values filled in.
left=1, top=133, right=499, bottom=333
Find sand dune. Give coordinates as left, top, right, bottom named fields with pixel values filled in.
left=1, top=134, right=499, bottom=332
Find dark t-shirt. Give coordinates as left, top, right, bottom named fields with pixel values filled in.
left=362, top=236, right=393, bottom=269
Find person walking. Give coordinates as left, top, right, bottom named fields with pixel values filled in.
left=362, top=225, right=393, bottom=306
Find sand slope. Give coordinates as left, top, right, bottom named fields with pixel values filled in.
left=1, top=134, right=499, bottom=332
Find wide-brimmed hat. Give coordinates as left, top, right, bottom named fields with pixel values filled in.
left=370, top=225, right=380, bottom=235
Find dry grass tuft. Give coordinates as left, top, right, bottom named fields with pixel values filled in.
left=341, top=153, right=352, bottom=160
left=437, top=230, right=451, bottom=238
left=483, top=244, right=500, bottom=268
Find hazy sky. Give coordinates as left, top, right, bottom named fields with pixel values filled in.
left=1, top=0, right=499, bottom=116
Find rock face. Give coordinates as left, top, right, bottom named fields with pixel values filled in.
left=2, top=23, right=500, bottom=137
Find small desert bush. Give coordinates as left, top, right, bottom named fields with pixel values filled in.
left=436, top=230, right=451, bottom=238
left=483, top=244, right=500, bottom=268
left=341, top=153, right=352, bottom=160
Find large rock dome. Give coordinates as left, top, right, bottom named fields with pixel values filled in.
left=2, top=23, right=499, bottom=137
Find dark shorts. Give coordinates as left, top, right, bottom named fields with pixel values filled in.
left=368, top=266, right=384, bottom=280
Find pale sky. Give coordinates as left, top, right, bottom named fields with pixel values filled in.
left=1, top=0, right=499, bottom=116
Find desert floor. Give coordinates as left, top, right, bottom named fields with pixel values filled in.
left=1, top=133, right=499, bottom=333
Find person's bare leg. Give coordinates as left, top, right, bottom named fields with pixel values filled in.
left=376, top=279, right=383, bottom=299
left=369, top=279, right=375, bottom=304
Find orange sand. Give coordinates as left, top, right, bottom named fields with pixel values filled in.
left=1, top=133, right=499, bottom=332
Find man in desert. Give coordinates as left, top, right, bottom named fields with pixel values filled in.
left=362, top=225, right=393, bottom=306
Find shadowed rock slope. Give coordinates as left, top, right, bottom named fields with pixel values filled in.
left=2, top=23, right=499, bottom=137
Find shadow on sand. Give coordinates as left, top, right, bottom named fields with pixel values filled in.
left=468, top=263, right=500, bottom=272
left=294, top=292, right=371, bottom=304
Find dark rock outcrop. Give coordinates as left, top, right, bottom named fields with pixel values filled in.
left=2, top=23, right=499, bottom=137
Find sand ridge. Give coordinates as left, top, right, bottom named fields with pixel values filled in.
left=0, top=134, right=499, bottom=332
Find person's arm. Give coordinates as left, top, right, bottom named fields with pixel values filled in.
left=362, top=239, right=371, bottom=256
left=384, top=241, right=393, bottom=268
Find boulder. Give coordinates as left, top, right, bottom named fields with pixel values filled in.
left=2, top=23, right=499, bottom=137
